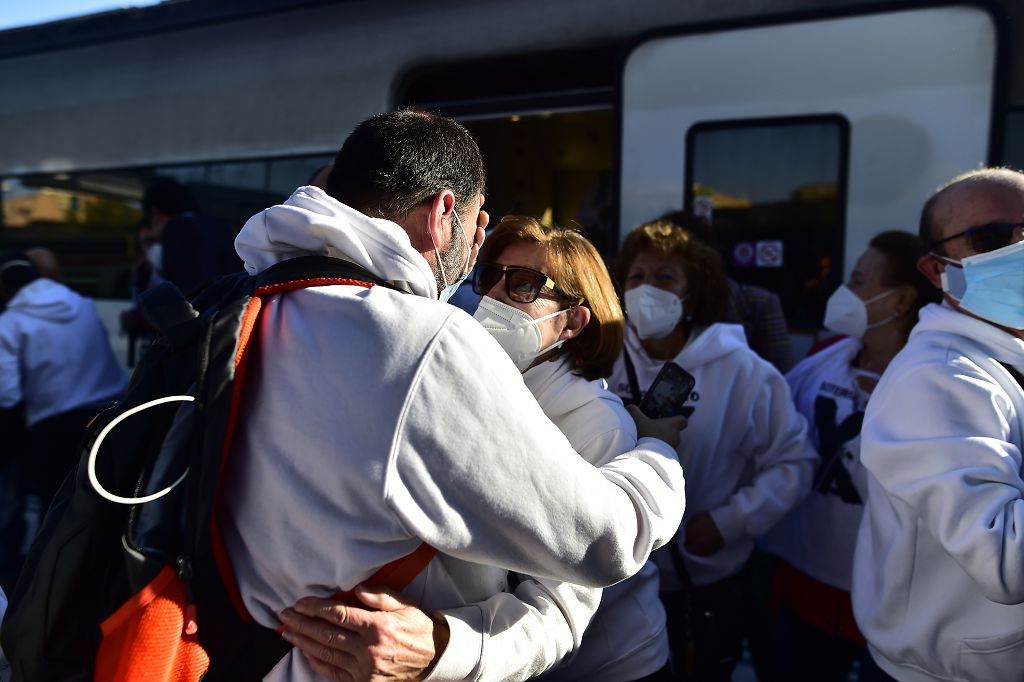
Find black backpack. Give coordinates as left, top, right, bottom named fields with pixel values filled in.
left=1, top=256, right=397, bottom=681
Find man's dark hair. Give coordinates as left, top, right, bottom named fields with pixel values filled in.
left=142, top=178, right=199, bottom=217
left=0, top=252, right=40, bottom=295
left=869, top=231, right=941, bottom=310
left=325, top=110, right=486, bottom=220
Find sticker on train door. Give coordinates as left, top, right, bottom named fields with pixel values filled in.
left=756, top=240, right=783, bottom=267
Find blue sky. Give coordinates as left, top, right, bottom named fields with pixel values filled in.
left=0, top=0, right=161, bottom=31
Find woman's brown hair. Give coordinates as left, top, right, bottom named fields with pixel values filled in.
left=478, top=215, right=624, bottom=380
left=615, top=219, right=727, bottom=327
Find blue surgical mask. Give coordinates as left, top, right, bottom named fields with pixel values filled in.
left=432, top=208, right=471, bottom=303
left=937, top=239, right=1024, bottom=330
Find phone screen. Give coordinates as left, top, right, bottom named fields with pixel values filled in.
left=639, top=362, right=696, bottom=418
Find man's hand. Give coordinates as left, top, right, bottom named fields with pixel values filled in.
left=683, top=511, right=725, bottom=557
left=279, top=585, right=450, bottom=681
left=626, top=404, right=687, bottom=449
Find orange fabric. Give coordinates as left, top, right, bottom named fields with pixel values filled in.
left=210, top=278, right=381, bottom=623
left=770, top=557, right=865, bottom=644
left=255, top=277, right=376, bottom=297
left=96, top=566, right=210, bottom=682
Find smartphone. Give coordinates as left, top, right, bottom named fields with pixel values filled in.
left=639, top=361, right=696, bottom=418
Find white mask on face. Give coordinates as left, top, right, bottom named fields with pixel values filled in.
left=431, top=208, right=471, bottom=303
left=473, top=296, right=571, bottom=372
left=624, top=284, right=684, bottom=340
left=823, top=285, right=897, bottom=339
left=146, top=243, right=164, bottom=272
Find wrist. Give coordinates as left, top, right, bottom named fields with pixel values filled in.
left=422, top=611, right=450, bottom=679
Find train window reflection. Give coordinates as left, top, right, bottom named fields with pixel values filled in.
left=685, top=115, right=849, bottom=329
left=0, top=153, right=334, bottom=299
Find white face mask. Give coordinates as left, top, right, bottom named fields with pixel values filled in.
left=431, top=208, right=471, bottom=303
left=146, top=243, right=164, bottom=272
left=823, top=285, right=897, bottom=339
left=624, top=284, right=684, bottom=340
left=473, top=296, right=570, bottom=372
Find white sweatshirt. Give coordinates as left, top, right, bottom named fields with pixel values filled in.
left=220, top=187, right=685, bottom=681
left=610, top=323, right=817, bottom=588
left=852, top=302, right=1024, bottom=682
left=429, top=357, right=674, bottom=681
left=0, top=278, right=125, bottom=425
left=759, top=337, right=871, bottom=591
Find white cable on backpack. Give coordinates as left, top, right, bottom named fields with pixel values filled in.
left=87, top=395, right=195, bottom=505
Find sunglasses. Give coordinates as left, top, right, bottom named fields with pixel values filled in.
left=929, top=222, right=1024, bottom=254
left=472, top=262, right=579, bottom=304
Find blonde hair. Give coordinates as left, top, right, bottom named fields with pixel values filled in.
left=479, top=215, right=624, bottom=380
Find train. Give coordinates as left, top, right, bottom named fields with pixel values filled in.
left=0, top=0, right=1020, bottom=354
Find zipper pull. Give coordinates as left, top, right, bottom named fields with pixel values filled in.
left=176, top=556, right=199, bottom=636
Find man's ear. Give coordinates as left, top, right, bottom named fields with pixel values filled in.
left=559, top=305, right=592, bottom=341
left=916, top=253, right=944, bottom=289
left=425, top=191, right=456, bottom=249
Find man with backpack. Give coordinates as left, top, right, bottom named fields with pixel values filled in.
left=215, top=110, right=686, bottom=680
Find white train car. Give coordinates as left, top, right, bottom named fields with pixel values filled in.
left=0, top=0, right=1019, bottom=354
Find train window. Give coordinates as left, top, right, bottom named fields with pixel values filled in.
left=268, top=155, right=335, bottom=199
left=461, top=109, right=615, bottom=254
left=0, top=172, right=143, bottom=298
left=685, top=115, right=849, bottom=329
left=0, top=153, right=334, bottom=299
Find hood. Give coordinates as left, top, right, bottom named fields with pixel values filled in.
left=6, top=278, right=81, bottom=322
left=913, top=301, right=1024, bottom=364
left=234, top=185, right=438, bottom=299
left=523, top=357, right=604, bottom=422
left=626, top=321, right=749, bottom=369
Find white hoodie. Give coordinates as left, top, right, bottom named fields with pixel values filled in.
left=610, top=323, right=817, bottom=588
left=853, top=302, right=1024, bottom=682
left=220, top=187, right=685, bottom=681
left=759, top=337, right=871, bottom=591
left=433, top=358, right=674, bottom=681
left=0, top=278, right=125, bottom=425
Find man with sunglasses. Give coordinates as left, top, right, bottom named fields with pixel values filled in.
left=219, top=110, right=686, bottom=681
left=852, top=168, right=1024, bottom=682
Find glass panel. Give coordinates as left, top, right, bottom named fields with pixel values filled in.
left=687, top=117, right=847, bottom=329
left=462, top=109, right=615, bottom=255
left=192, top=160, right=268, bottom=231
left=0, top=172, right=146, bottom=298
left=268, top=154, right=335, bottom=200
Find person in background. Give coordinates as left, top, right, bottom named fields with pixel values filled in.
left=660, top=211, right=796, bottom=373
left=139, top=178, right=242, bottom=297
left=277, top=215, right=682, bottom=681
left=0, top=254, right=125, bottom=557
left=610, top=219, right=817, bottom=681
left=852, top=168, right=1024, bottom=681
left=23, top=248, right=61, bottom=282
left=756, top=231, right=939, bottom=681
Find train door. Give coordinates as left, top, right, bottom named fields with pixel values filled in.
left=618, top=5, right=999, bottom=346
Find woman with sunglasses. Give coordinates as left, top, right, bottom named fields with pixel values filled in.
left=281, top=215, right=682, bottom=681
left=755, top=231, right=940, bottom=682
left=609, top=218, right=818, bottom=682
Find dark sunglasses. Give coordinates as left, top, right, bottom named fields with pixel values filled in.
left=929, top=221, right=1024, bottom=254
left=472, top=262, right=579, bottom=304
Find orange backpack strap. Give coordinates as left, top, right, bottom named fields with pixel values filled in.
left=334, top=542, right=438, bottom=602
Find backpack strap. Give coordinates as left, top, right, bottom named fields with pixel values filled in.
left=622, top=349, right=643, bottom=406
left=254, top=255, right=413, bottom=294
left=202, top=259, right=434, bottom=678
